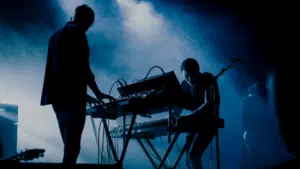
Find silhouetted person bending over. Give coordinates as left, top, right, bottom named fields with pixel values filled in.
left=179, top=58, right=220, bottom=169
left=40, top=4, right=115, bottom=164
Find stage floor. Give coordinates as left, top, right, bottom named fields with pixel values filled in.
left=0, top=162, right=123, bottom=169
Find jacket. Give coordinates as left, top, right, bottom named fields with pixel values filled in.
left=40, top=22, right=95, bottom=106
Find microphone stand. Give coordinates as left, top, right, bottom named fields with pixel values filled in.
left=213, top=58, right=244, bottom=80
left=209, top=58, right=244, bottom=169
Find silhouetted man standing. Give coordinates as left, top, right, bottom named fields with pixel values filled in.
left=40, top=4, right=114, bottom=164
left=179, top=58, right=220, bottom=169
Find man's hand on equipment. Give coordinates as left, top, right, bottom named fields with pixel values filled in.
left=96, top=92, right=116, bottom=104
left=103, top=94, right=116, bottom=102
left=87, top=94, right=101, bottom=106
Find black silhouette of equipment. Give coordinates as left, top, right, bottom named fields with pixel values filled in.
left=87, top=71, right=190, bottom=166
left=86, top=70, right=224, bottom=168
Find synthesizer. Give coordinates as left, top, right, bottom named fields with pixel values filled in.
left=86, top=98, right=149, bottom=119
left=117, top=71, right=182, bottom=98
left=109, top=115, right=224, bottom=139
left=86, top=71, right=202, bottom=119
left=86, top=90, right=202, bottom=119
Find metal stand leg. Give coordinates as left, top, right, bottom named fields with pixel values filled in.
left=90, top=117, right=103, bottom=163
left=171, top=133, right=196, bottom=169
left=102, top=118, right=119, bottom=162
left=136, top=138, right=158, bottom=169
left=145, top=139, right=169, bottom=169
left=168, top=103, right=172, bottom=143
left=123, top=115, right=126, bottom=147
left=90, top=116, right=98, bottom=145
left=90, top=112, right=138, bottom=166
left=157, top=133, right=180, bottom=169
left=119, top=113, right=137, bottom=163
left=216, top=129, right=220, bottom=169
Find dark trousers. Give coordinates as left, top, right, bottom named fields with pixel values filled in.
left=186, top=130, right=216, bottom=169
left=52, top=104, right=86, bottom=164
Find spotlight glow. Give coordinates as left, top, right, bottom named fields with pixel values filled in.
left=116, top=0, right=164, bottom=42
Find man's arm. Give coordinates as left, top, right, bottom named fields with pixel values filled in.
left=86, top=65, right=102, bottom=97
left=206, top=78, right=220, bottom=107
left=165, top=81, right=189, bottom=119
left=190, top=73, right=220, bottom=116
left=77, top=33, right=114, bottom=102
left=73, top=31, right=102, bottom=98
left=85, top=54, right=114, bottom=102
left=173, top=80, right=193, bottom=117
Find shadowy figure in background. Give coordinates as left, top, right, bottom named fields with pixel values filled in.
left=178, top=58, right=220, bottom=169
left=262, top=69, right=299, bottom=169
left=40, top=4, right=114, bottom=164
left=240, top=83, right=268, bottom=169
left=240, top=82, right=290, bottom=169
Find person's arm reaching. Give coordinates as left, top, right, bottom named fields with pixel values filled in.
left=205, top=75, right=220, bottom=108
left=86, top=66, right=100, bottom=97
left=185, top=73, right=220, bottom=116
left=79, top=33, right=115, bottom=103
left=165, top=81, right=188, bottom=119
left=86, top=64, right=115, bottom=102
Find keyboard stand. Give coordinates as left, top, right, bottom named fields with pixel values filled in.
left=89, top=112, right=138, bottom=167
left=136, top=138, right=169, bottom=169
left=134, top=133, right=188, bottom=169
left=133, top=129, right=221, bottom=169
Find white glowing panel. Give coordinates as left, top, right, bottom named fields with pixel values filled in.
left=0, top=103, right=18, bottom=160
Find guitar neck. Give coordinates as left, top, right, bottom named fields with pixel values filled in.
left=3, top=149, right=45, bottom=162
